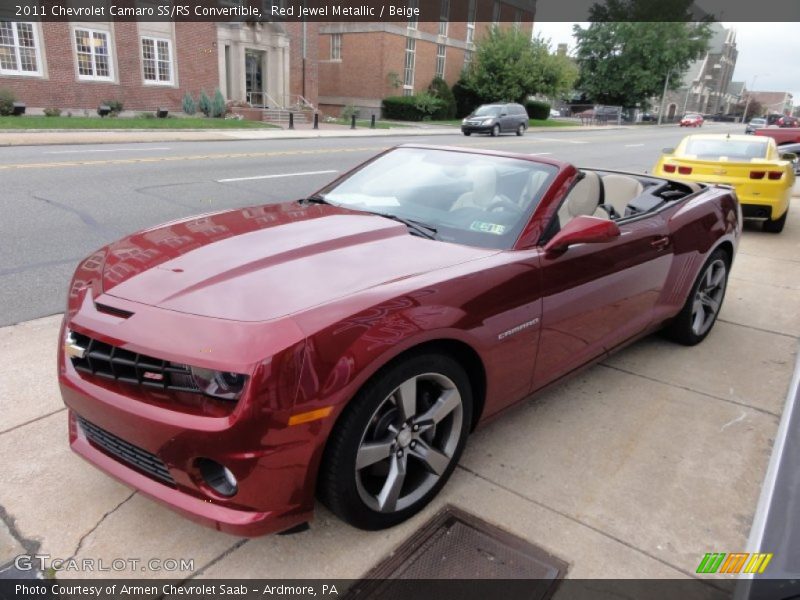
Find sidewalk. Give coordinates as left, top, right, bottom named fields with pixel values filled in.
left=0, top=124, right=624, bottom=147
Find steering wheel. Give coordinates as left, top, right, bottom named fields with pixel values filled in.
left=487, top=195, right=523, bottom=215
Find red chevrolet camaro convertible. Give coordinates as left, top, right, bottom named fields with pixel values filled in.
left=59, top=145, right=741, bottom=536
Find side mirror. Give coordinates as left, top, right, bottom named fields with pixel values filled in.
left=780, top=152, right=798, bottom=162
left=662, top=147, right=675, bottom=154
left=544, top=215, right=621, bottom=253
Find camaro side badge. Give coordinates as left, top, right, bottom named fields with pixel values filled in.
left=498, top=318, right=540, bottom=340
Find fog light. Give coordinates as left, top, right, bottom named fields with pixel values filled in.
left=196, top=458, right=238, bottom=497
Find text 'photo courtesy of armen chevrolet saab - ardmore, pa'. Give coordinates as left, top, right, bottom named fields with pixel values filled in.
left=1, top=0, right=800, bottom=599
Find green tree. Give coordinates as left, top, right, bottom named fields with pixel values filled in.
left=462, top=27, right=577, bottom=105
left=574, top=1, right=711, bottom=108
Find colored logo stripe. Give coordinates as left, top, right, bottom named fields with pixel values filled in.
left=696, top=553, right=774, bottom=574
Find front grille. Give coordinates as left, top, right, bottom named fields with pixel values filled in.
left=78, top=416, right=175, bottom=486
left=69, top=332, right=200, bottom=393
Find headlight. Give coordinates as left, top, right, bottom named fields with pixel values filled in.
left=189, top=367, right=247, bottom=400
left=462, top=118, right=468, bottom=124
left=482, top=118, right=495, bottom=124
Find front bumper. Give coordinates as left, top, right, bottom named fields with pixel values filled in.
left=58, top=299, right=319, bottom=537
left=461, top=123, right=495, bottom=134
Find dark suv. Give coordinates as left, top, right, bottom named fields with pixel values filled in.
left=461, top=103, right=529, bottom=136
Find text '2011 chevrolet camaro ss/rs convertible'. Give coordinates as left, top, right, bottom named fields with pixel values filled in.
left=59, top=145, right=741, bottom=536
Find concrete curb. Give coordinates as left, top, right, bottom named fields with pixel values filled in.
left=0, top=125, right=629, bottom=147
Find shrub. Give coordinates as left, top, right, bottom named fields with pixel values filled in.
left=452, top=79, right=481, bottom=118
left=137, top=111, right=156, bottom=119
left=427, top=77, right=457, bottom=120
left=0, top=88, right=16, bottom=116
left=43, top=107, right=62, bottom=117
left=182, top=92, right=196, bottom=115
left=382, top=94, right=445, bottom=121
left=524, top=100, right=551, bottom=120
left=101, top=99, right=123, bottom=115
left=198, top=90, right=212, bottom=117
left=342, top=104, right=360, bottom=120
left=211, top=88, right=226, bottom=118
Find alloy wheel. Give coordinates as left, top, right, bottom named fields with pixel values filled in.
left=691, top=259, right=727, bottom=336
left=354, top=373, right=463, bottom=514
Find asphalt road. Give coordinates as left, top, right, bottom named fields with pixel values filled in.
left=0, top=121, right=742, bottom=326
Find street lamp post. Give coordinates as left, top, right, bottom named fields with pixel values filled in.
left=657, top=69, right=672, bottom=126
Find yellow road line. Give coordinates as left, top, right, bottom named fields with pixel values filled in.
left=0, top=132, right=647, bottom=171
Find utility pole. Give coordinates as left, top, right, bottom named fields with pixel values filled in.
left=742, top=74, right=761, bottom=123
left=657, top=69, right=672, bottom=126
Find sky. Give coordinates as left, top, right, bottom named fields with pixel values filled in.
left=533, top=22, right=800, bottom=105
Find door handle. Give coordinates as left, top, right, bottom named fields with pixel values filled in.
left=650, top=236, right=670, bottom=250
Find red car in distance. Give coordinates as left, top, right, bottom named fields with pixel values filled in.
left=680, top=113, right=704, bottom=127
left=59, top=145, right=741, bottom=536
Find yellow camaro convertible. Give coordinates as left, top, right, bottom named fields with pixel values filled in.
left=654, top=134, right=795, bottom=233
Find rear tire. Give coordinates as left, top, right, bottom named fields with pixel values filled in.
left=763, top=210, right=787, bottom=233
left=516, top=124, right=526, bottom=136
left=491, top=124, right=500, bottom=137
left=318, top=353, right=472, bottom=530
left=663, top=249, right=729, bottom=346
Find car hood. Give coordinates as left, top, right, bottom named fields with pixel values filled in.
left=101, top=203, right=496, bottom=322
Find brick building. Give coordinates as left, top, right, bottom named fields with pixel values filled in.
left=0, top=18, right=318, bottom=113
left=317, top=0, right=536, bottom=118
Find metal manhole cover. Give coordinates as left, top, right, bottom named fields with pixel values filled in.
left=347, top=505, right=568, bottom=600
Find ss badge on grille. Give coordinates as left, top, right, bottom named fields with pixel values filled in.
left=64, top=332, right=86, bottom=359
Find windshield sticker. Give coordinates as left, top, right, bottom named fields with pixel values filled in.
left=470, top=221, right=506, bottom=235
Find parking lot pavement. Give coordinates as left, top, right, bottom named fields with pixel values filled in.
left=0, top=199, right=797, bottom=583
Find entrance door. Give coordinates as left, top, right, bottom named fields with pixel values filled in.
left=245, top=49, right=266, bottom=107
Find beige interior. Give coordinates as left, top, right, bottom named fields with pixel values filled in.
left=602, top=174, right=644, bottom=216
left=452, top=165, right=497, bottom=211
left=557, top=171, right=602, bottom=226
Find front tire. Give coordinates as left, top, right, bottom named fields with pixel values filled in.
left=663, top=249, right=729, bottom=345
left=764, top=210, right=787, bottom=233
left=318, top=354, right=472, bottom=530
left=463, top=131, right=471, bottom=136
left=491, top=124, right=500, bottom=137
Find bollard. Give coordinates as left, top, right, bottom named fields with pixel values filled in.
left=370, top=114, right=376, bottom=129
left=289, top=112, right=294, bottom=130
left=351, top=114, right=356, bottom=129
left=313, top=113, right=319, bottom=129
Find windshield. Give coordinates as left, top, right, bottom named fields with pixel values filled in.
left=315, top=148, right=557, bottom=250
left=683, top=139, right=768, bottom=160
left=474, top=105, right=503, bottom=117
left=750, top=118, right=766, bottom=125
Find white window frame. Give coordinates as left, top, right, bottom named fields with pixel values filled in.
left=438, top=0, right=449, bottom=36
left=330, top=33, right=342, bottom=60
left=407, top=0, right=419, bottom=30
left=74, top=27, right=113, bottom=81
left=466, top=0, right=476, bottom=45
left=0, top=21, right=43, bottom=77
left=141, top=36, right=173, bottom=85
left=435, top=44, right=446, bottom=79
left=463, top=49, right=473, bottom=71
left=403, top=36, right=415, bottom=96
left=492, top=1, right=501, bottom=25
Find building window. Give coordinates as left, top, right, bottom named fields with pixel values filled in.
left=0, top=21, right=42, bottom=76
left=407, top=0, right=418, bottom=30
left=141, top=37, right=172, bottom=85
left=466, top=0, right=476, bottom=45
left=492, top=1, right=501, bottom=24
left=330, top=33, right=342, bottom=60
left=438, top=0, right=449, bottom=36
left=403, top=36, right=415, bottom=96
left=436, top=44, right=446, bottom=79
left=463, top=49, right=473, bottom=71
left=74, top=28, right=112, bottom=80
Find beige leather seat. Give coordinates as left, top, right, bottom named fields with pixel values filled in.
left=601, top=174, right=643, bottom=217
left=558, top=170, right=602, bottom=226
left=451, top=165, right=497, bottom=211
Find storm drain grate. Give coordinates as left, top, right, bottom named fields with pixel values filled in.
left=346, top=505, right=568, bottom=600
